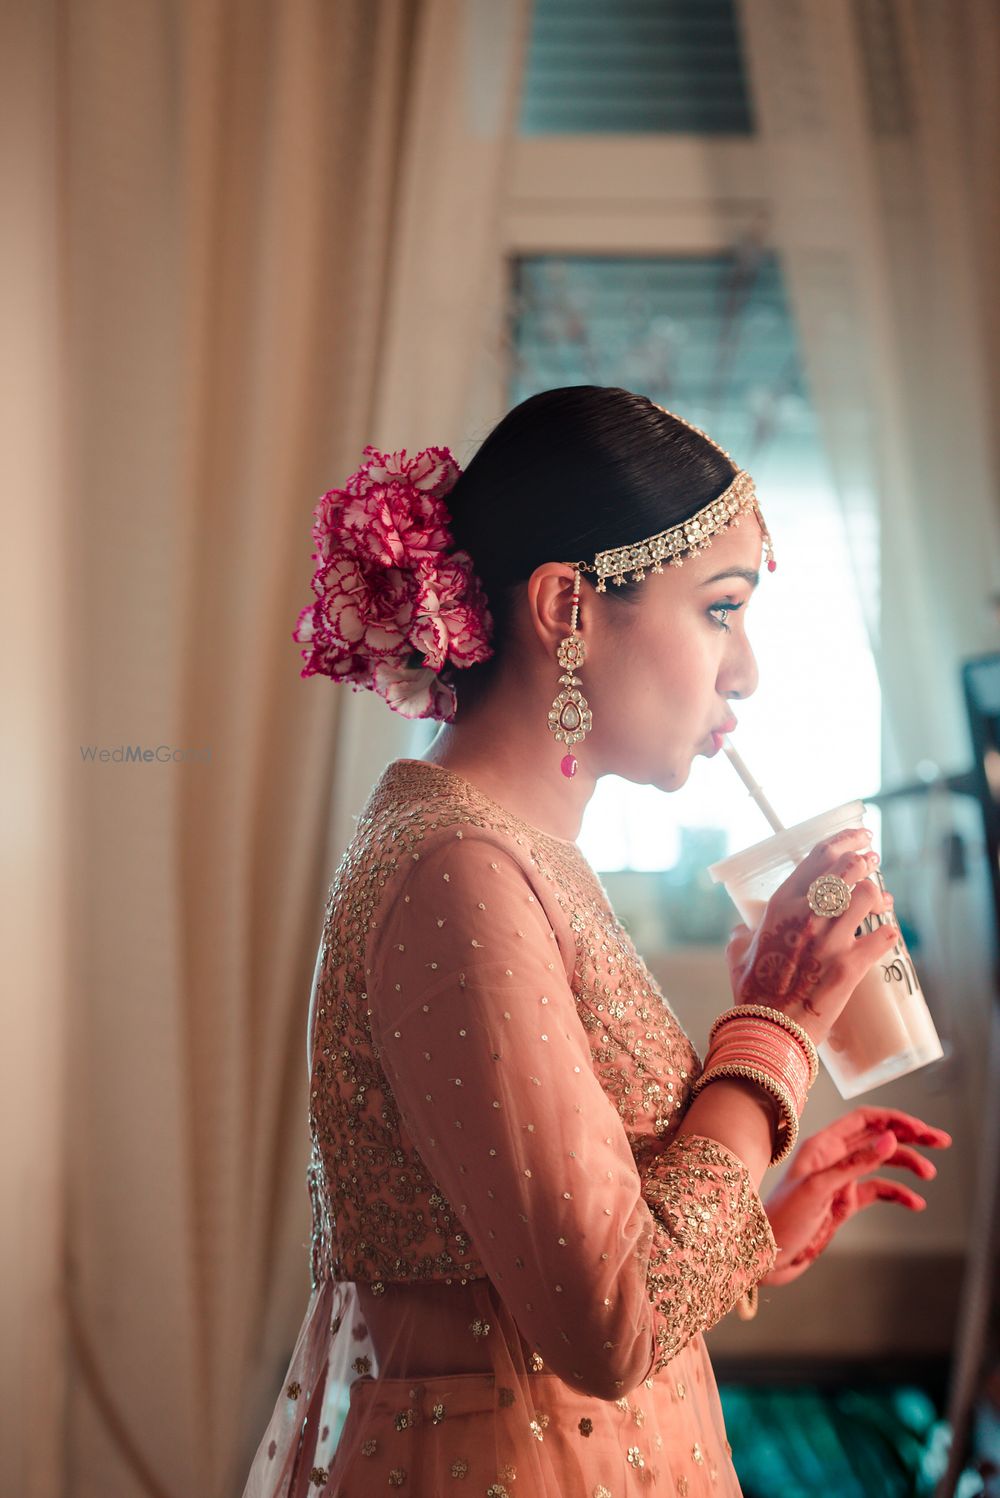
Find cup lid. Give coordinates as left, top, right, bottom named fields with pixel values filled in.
left=707, top=799, right=867, bottom=886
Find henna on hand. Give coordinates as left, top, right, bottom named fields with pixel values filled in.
left=786, top=1186, right=852, bottom=1268
left=738, top=915, right=825, bottom=1019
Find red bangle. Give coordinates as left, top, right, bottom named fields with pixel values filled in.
left=710, top=1005, right=819, bottom=1084
left=707, top=1024, right=812, bottom=1099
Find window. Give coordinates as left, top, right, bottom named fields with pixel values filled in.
left=520, top=0, right=754, bottom=135
left=412, top=4, right=883, bottom=946
left=507, top=252, right=881, bottom=940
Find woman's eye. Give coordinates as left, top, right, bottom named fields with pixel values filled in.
left=708, top=600, right=744, bottom=632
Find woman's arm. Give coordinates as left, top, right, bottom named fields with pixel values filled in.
left=675, top=1075, right=780, bottom=1194
left=368, top=827, right=777, bottom=1397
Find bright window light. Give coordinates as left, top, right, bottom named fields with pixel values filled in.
left=579, top=463, right=882, bottom=873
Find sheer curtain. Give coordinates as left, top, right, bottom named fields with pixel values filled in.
left=737, top=0, right=1000, bottom=783
left=1, top=2, right=529, bottom=1495
left=736, top=0, right=1000, bottom=1360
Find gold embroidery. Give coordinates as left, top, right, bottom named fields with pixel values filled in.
left=450, top=1458, right=469, bottom=1477
left=306, top=758, right=704, bottom=1290
left=303, top=757, right=778, bottom=1444
left=644, top=1135, right=778, bottom=1369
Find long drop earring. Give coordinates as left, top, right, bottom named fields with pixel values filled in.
left=547, top=564, right=593, bottom=778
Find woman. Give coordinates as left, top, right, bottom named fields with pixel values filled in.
left=242, top=387, right=951, bottom=1496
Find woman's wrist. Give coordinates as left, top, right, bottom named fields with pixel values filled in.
left=677, top=1074, right=780, bottom=1192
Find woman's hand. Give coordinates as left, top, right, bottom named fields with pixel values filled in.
left=725, top=826, right=897, bottom=1049
left=759, top=1106, right=953, bottom=1285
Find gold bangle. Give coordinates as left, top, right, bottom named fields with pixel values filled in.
left=690, top=1062, right=800, bottom=1166
left=710, top=1004, right=820, bottom=1086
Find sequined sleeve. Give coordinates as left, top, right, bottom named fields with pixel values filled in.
left=368, top=826, right=777, bottom=1398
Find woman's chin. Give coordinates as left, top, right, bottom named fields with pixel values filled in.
left=648, top=761, right=687, bottom=793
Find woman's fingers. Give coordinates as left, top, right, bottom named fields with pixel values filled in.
left=725, top=923, right=753, bottom=980
left=787, top=828, right=873, bottom=898
left=860, top=1109, right=951, bottom=1148
left=883, top=1143, right=938, bottom=1179
left=826, top=1107, right=952, bottom=1153
left=855, top=1177, right=927, bottom=1212
left=833, top=1121, right=939, bottom=1177
left=815, top=1130, right=899, bottom=1190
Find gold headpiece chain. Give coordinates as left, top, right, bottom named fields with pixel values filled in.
left=565, top=403, right=776, bottom=592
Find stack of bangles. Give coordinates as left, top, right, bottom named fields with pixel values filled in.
left=689, top=1003, right=820, bottom=1169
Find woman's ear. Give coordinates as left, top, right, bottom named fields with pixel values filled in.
left=525, top=564, right=580, bottom=654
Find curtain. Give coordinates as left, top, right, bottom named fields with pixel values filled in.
left=736, top=0, right=1000, bottom=783
left=1, top=1, right=530, bottom=1495
left=735, top=0, right=1000, bottom=1399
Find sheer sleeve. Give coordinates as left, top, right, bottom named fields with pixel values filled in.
left=367, top=827, right=777, bottom=1398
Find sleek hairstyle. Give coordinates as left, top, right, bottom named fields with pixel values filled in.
left=439, top=385, right=738, bottom=709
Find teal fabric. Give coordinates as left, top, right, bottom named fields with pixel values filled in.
left=719, top=1383, right=978, bottom=1497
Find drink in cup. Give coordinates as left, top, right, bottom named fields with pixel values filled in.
left=707, top=799, right=944, bottom=1099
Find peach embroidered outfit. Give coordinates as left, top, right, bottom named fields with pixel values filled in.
left=242, top=759, right=778, bottom=1497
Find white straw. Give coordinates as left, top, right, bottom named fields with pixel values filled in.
left=722, top=738, right=786, bottom=834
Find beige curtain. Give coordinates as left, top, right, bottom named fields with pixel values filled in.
left=1, top=1, right=530, bottom=1495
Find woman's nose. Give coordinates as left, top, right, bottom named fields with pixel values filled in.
left=720, top=634, right=758, bottom=701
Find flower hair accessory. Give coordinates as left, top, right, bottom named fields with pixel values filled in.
left=292, top=445, right=494, bottom=721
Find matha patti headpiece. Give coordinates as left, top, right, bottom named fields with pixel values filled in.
left=549, top=402, right=776, bottom=776
left=566, top=403, right=776, bottom=591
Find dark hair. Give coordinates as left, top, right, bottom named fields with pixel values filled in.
left=438, top=386, right=737, bottom=711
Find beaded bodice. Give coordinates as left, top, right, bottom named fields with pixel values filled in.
left=305, top=757, right=702, bottom=1291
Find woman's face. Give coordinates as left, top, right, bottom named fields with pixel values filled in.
left=586, top=515, right=763, bottom=791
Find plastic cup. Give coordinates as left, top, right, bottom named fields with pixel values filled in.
left=707, top=798, right=943, bottom=1099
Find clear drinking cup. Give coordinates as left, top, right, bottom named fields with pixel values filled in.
left=707, top=799, right=944, bottom=1099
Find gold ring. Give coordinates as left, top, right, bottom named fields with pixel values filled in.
left=806, top=873, right=853, bottom=918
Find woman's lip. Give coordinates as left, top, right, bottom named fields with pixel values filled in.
left=709, top=730, right=726, bottom=753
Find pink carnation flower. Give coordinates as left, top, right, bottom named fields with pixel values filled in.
left=371, top=661, right=458, bottom=722
left=410, top=554, right=494, bottom=672
left=292, top=444, right=494, bottom=721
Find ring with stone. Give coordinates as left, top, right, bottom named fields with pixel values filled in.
left=806, top=873, right=853, bottom=918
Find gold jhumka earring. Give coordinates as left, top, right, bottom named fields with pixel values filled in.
left=546, top=403, right=777, bottom=778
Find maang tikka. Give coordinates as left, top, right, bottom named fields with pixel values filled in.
left=547, top=564, right=592, bottom=779
left=544, top=403, right=776, bottom=779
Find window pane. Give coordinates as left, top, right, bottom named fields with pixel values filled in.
left=507, top=253, right=882, bottom=930
left=520, top=0, right=754, bottom=135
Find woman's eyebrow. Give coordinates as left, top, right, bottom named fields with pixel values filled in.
left=697, top=566, right=760, bottom=588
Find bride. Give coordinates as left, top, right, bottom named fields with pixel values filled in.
left=242, top=385, right=950, bottom=1496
